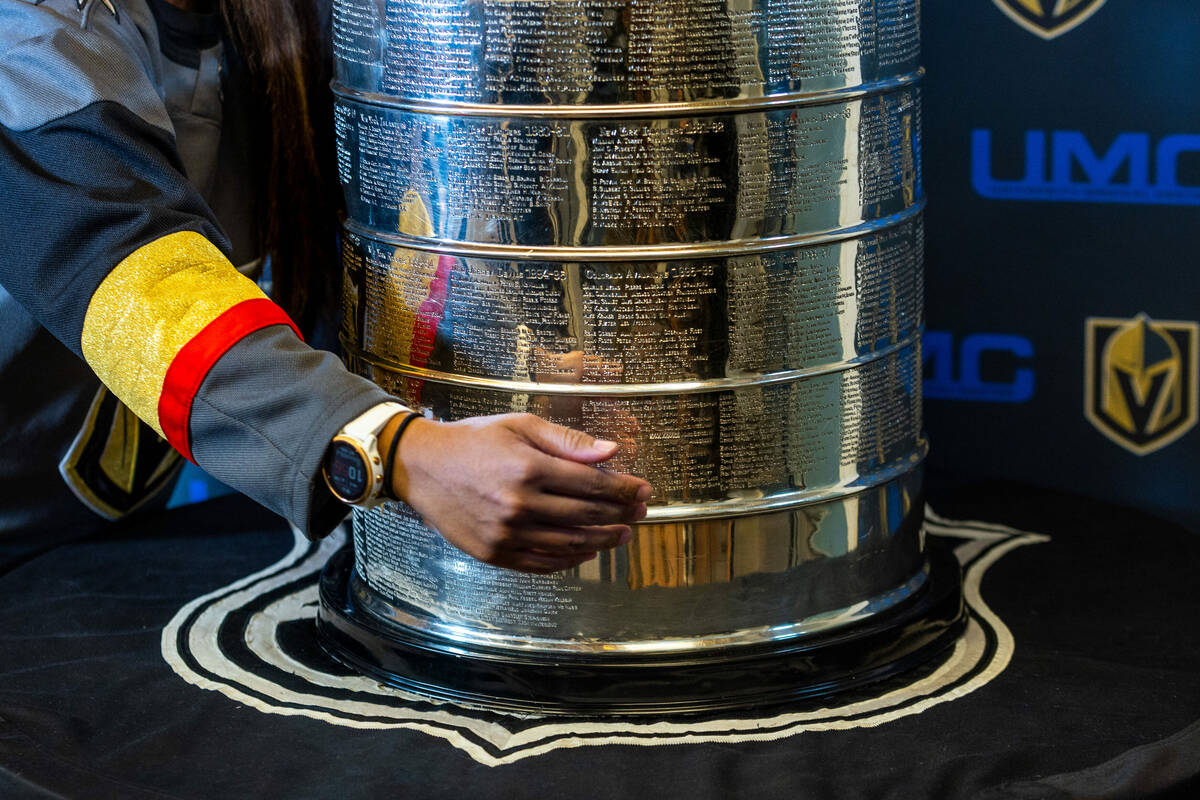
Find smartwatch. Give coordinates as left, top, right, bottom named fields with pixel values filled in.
left=321, top=401, right=409, bottom=508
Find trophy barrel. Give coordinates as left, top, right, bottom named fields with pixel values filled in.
left=318, top=0, right=964, bottom=714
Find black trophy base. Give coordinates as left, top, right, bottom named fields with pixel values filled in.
left=316, top=546, right=966, bottom=716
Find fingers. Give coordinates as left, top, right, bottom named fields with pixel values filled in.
left=512, top=414, right=619, bottom=463
left=414, top=413, right=657, bottom=575
left=509, top=524, right=633, bottom=554
left=532, top=454, right=652, bottom=504
left=459, top=525, right=632, bottom=573
left=507, top=550, right=598, bottom=575
left=518, top=491, right=647, bottom=528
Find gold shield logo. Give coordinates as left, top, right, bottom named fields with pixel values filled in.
left=992, top=0, right=1108, bottom=39
left=59, top=386, right=182, bottom=519
left=1085, top=314, right=1199, bottom=455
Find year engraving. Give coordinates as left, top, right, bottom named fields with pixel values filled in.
left=590, top=121, right=728, bottom=227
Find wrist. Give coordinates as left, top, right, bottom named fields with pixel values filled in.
left=385, top=416, right=437, bottom=504
left=321, top=401, right=409, bottom=508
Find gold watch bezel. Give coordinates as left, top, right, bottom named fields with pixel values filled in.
left=322, top=433, right=382, bottom=506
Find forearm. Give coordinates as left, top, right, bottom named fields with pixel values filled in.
left=188, top=325, right=393, bottom=539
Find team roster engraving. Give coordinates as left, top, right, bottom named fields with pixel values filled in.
left=332, top=0, right=920, bottom=103
left=333, top=90, right=922, bottom=247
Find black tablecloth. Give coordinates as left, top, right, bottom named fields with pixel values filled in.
left=1, top=484, right=1198, bottom=799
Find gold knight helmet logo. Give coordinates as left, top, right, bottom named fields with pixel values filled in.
left=993, top=0, right=1108, bottom=39
left=1085, top=314, right=1199, bottom=455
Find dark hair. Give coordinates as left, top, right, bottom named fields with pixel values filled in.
left=220, top=0, right=337, bottom=334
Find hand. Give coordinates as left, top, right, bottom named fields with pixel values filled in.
left=383, top=413, right=652, bottom=574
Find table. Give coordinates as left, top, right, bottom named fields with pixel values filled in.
left=2, top=483, right=1198, bottom=799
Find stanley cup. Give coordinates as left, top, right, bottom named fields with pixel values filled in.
left=318, top=0, right=965, bottom=714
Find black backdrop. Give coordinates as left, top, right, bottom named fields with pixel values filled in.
left=920, top=0, right=1200, bottom=531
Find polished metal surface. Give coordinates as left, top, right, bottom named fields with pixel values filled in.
left=334, top=85, right=922, bottom=247
left=332, top=0, right=920, bottom=107
left=340, top=212, right=925, bottom=386
left=353, top=345, right=924, bottom=511
left=350, top=470, right=926, bottom=653
left=328, top=0, right=943, bottom=684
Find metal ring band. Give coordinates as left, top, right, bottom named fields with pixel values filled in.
left=348, top=561, right=930, bottom=655
left=635, top=443, right=927, bottom=522
left=375, top=438, right=926, bottom=523
left=345, top=330, right=923, bottom=397
left=342, top=201, right=926, bottom=262
left=332, top=69, right=923, bottom=120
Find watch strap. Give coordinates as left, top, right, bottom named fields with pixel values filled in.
left=341, top=401, right=410, bottom=440
left=383, top=411, right=422, bottom=501
left=325, top=401, right=411, bottom=508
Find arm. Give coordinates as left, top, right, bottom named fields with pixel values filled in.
left=0, top=0, right=648, bottom=563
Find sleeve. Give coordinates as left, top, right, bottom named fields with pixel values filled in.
left=0, top=0, right=392, bottom=538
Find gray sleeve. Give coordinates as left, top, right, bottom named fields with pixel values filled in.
left=189, top=325, right=394, bottom=539
left=0, top=0, right=171, bottom=133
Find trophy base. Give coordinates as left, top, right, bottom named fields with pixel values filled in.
left=316, top=544, right=966, bottom=716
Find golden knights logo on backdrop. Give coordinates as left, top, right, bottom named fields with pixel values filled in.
left=993, top=0, right=1108, bottom=39
left=1085, top=314, right=1199, bottom=456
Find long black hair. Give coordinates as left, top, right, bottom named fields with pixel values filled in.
left=220, top=0, right=337, bottom=335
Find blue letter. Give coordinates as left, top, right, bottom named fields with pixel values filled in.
left=1051, top=132, right=1150, bottom=195
left=972, top=130, right=1047, bottom=199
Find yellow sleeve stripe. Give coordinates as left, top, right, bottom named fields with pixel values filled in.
left=80, top=231, right=267, bottom=438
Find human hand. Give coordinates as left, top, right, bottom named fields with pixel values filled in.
left=384, top=413, right=651, bottom=574
left=532, top=349, right=640, bottom=469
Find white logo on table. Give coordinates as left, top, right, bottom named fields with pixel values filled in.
left=162, top=510, right=1047, bottom=767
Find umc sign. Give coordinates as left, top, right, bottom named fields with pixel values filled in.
left=924, top=332, right=1034, bottom=403
left=972, top=131, right=1200, bottom=206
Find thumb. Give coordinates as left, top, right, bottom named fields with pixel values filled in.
left=516, top=416, right=619, bottom=463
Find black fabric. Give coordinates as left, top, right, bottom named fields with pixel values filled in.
left=0, top=100, right=228, bottom=357
left=145, top=0, right=220, bottom=69
left=0, top=301, right=107, bottom=539
left=979, top=717, right=1200, bottom=800
left=0, top=484, right=1197, bottom=799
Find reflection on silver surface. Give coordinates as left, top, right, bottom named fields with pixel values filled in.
left=355, top=343, right=924, bottom=509
left=340, top=213, right=925, bottom=385
left=352, top=470, right=926, bottom=652
left=335, top=85, right=922, bottom=247
left=333, top=0, right=919, bottom=107
left=332, top=0, right=934, bottom=662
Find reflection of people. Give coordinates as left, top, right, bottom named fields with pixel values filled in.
left=0, top=0, right=648, bottom=573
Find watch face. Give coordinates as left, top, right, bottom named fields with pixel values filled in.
left=325, top=440, right=370, bottom=503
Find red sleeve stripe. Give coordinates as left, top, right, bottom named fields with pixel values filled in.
left=157, top=298, right=302, bottom=462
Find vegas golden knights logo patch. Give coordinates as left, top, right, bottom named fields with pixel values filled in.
left=59, top=386, right=182, bottom=519
left=992, top=0, right=1107, bottom=40
left=1085, top=314, right=1199, bottom=456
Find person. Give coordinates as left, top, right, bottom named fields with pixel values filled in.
left=0, top=0, right=650, bottom=573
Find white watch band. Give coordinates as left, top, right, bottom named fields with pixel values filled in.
left=342, top=401, right=409, bottom=441
left=327, top=401, right=410, bottom=508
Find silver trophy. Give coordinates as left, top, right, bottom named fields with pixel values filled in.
left=318, top=0, right=963, bottom=714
